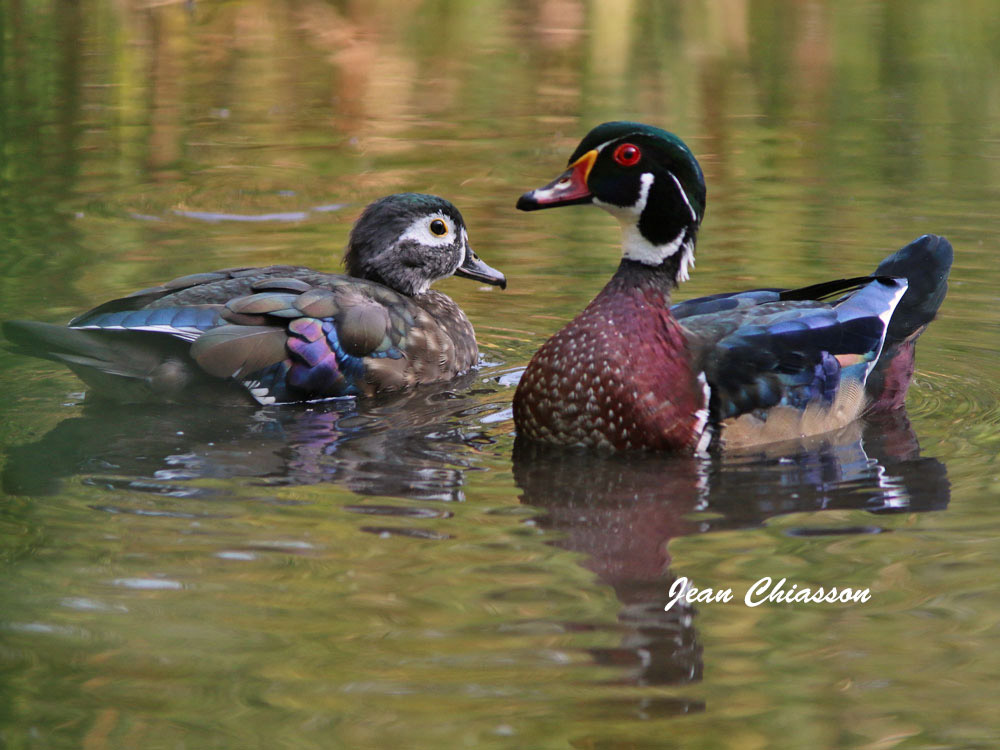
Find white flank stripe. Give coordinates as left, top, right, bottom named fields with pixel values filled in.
left=878, top=279, right=909, bottom=329
left=693, top=373, right=713, bottom=456
left=74, top=324, right=204, bottom=342
left=866, top=279, right=909, bottom=379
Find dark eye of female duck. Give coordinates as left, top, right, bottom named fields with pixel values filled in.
left=430, top=219, right=448, bottom=236
left=613, top=143, right=641, bottom=166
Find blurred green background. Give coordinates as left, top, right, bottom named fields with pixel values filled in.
left=2, top=1, right=1000, bottom=748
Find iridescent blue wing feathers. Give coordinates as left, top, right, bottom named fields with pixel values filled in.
left=685, top=276, right=908, bottom=423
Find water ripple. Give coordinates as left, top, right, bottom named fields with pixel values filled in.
left=908, top=370, right=1000, bottom=425
left=343, top=504, right=452, bottom=519
left=359, top=526, right=451, bottom=540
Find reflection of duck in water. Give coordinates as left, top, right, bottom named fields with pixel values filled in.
left=514, top=121, right=952, bottom=452
left=513, top=413, right=948, bottom=689
left=4, top=194, right=505, bottom=404
left=514, top=441, right=705, bottom=694
left=2, top=372, right=505, bottom=509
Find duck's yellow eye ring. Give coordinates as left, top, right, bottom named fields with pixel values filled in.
left=429, top=219, right=448, bottom=236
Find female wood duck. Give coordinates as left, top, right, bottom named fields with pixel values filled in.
left=513, top=121, right=952, bottom=453
left=4, top=193, right=506, bottom=404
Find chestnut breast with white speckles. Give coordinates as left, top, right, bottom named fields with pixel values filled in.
left=513, top=278, right=704, bottom=452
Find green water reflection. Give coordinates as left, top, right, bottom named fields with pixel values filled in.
left=2, top=1, right=1000, bottom=748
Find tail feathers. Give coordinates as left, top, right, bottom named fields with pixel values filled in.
left=832, top=276, right=908, bottom=383
left=865, top=235, right=953, bottom=412
left=5, top=320, right=155, bottom=376
left=874, top=234, right=953, bottom=346
left=3, top=320, right=212, bottom=401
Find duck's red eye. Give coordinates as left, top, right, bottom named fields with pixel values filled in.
left=613, top=143, right=641, bottom=166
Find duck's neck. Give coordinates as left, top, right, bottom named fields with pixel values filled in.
left=605, top=258, right=682, bottom=303
left=413, top=289, right=467, bottom=323
left=607, top=175, right=699, bottom=284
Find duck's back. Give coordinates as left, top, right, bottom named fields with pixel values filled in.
left=7, top=266, right=480, bottom=404
left=73, top=265, right=382, bottom=318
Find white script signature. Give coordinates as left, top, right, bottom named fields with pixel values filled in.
left=664, top=576, right=872, bottom=610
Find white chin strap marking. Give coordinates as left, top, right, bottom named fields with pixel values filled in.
left=619, top=223, right=685, bottom=267
left=596, top=172, right=681, bottom=268
left=596, top=170, right=698, bottom=283
left=594, top=171, right=654, bottom=220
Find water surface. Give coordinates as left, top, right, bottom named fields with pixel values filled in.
left=2, top=1, right=1000, bottom=748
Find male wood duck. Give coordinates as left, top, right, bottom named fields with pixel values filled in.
left=513, top=121, right=952, bottom=453
left=4, top=193, right=506, bottom=404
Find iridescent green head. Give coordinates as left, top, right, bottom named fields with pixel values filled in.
left=517, top=122, right=707, bottom=282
